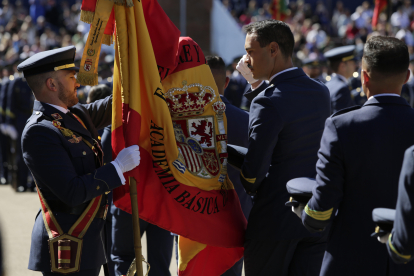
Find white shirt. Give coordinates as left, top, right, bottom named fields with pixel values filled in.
left=368, top=93, right=400, bottom=101
left=252, top=67, right=299, bottom=91
left=43, top=102, right=69, bottom=113
left=38, top=101, right=126, bottom=184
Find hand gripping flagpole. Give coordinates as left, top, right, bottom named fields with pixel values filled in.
left=128, top=177, right=145, bottom=276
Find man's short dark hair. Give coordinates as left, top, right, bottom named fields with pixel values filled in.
left=206, top=55, right=226, bottom=84
left=88, top=84, right=112, bottom=103
left=363, top=36, right=409, bottom=76
left=244, top=20, right=294, bottom=58
left=25, top=71, right=55, bottom=94
left=206, top=56, right=226, bottom=72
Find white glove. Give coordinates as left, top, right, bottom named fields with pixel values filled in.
left=6, top=125, right=18, bottom=140
left=236, top=55, right=259, bottom=84
left=113, top=145, right=141, bottom=173
left=292, top=204, right=305, bottom=219
left=0, top=124, right=7, bottom=135
left=378, top=233, right=391, bottom=244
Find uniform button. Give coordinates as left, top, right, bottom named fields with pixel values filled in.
left=83, top=151, right=86, bottom=155
left=35, top=111, right=40, bottom=115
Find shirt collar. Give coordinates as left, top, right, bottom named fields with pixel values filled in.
left=332, top=73, right=348, bottom=83
left=269, top=67, right=298, bottom=83
left=368, top=93, right=401, bottom=101
left=36, top=101, right=69, bottom=114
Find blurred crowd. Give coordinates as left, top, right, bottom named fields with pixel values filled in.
left=221, top=0, right=414, bottom=110
left=1, top=0, right=414, bottom=106
left=0, top=0, right=114, bottom=102
left=222, top=0, right=414, bottom=56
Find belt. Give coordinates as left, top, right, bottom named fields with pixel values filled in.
left=48, top=200, right=108, bottom=219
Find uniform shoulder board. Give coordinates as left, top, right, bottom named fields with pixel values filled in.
left=25, top=111, right=44, bottom=126
left=331, top=105, right=361, bottom=117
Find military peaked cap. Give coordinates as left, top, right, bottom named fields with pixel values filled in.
left=324, top=45, right=357, bottom=62
left=302, top=57, right=321, bottom=67
left=371, top=208, right=395, bottom=238
left=17, top=46, right=79, bottom=78
left=285, top=177, right=316, bottom=207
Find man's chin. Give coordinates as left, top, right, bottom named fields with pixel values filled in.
left=67, top=98, right=79, bottom=108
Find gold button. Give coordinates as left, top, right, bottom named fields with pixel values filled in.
left=83, top=151, right=86, bottom=155
left=96, top=186, right=100, bottom=190
left=35, top=111, right=40, bottom=115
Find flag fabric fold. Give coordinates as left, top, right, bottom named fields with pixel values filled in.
left=80, top=0, right=246, bottom=274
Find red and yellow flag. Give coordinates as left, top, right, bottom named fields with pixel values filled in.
left=372, top=0, right=388, bottom=27
left=81, top=0, right=249, bottom=275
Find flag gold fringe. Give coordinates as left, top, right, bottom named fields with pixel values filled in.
left=80, top=10, right=94, bottom=24
left=77, top=72, right=99, bottom=86
left=102, top=34, right=113, bottom=46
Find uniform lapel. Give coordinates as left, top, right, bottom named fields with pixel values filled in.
left=35, top=101, right=94, bottom=142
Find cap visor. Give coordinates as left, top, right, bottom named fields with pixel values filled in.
left=62, top=66, right=80, bottom=72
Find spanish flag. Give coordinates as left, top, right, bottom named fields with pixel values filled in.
left=79, top=0, right=247, bottom=275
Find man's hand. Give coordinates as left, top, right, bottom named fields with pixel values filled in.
left=236, top=55, right=259, bottom=84
left=113, top=145, right=141, bottom=173
left=378, top=233, right=391, bottom=244
left=292, top=204, right=305, bottom=219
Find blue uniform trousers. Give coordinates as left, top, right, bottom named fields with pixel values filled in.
left=244, top=236, right=327, bottom=276
left=111, top=204, right=173, bottom=276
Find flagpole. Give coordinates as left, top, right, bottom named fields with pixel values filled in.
left=129, top=177, right=144, bottom=276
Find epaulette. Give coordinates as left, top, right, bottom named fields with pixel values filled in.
left=25, top=111, right=44, bottom=126
left=331, top=105, right=361, bottom=117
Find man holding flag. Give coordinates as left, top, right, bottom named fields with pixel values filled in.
left=75, top=0, right=247, bottom=275
left=19, top=45, right=141, bottom=275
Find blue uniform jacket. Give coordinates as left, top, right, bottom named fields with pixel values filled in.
left=387, top=145, right=414, bottom=264
left=325, top=74, right=355, bottom=114
left=224, top=72, right=248, bottom=109
left=23, top=97, right=123, bottom=272
left=221, top=95, right=252, bottom=219
left=0, top=78, right=9, bottom=125
left=240, top=68, right=331, bottom=240
left=5, top=76, right=33, bottom=131
left=303, top=96, right=414, bottom=275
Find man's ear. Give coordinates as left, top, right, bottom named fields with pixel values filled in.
left=404, top=69, right=410, bottom=84
left=269, top=42, right=279, bottom=57
left=362, top=69, right=370, bottom=85
left=224, top=76, right=230, bottom=90
left=45, top=77, right=57, bottom=92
